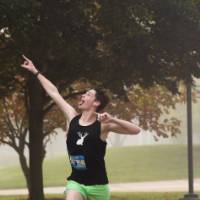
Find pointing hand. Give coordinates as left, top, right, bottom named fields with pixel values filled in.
left=21, top=55, right=38, bottom=74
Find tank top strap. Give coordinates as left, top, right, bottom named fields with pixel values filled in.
left=69, top=114, right=81, bottom=127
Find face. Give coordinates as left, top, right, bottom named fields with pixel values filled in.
left=78, top=89, right=100, bottom=111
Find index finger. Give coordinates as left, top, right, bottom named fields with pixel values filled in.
left=22, top=55, right=31, bottom=61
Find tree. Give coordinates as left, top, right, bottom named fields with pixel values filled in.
left=96, top=0, right=200, bottom=93
left=0, top=1, right=101, bottom=199
left=0, top=89, right=63, bottom=194
left=0, top=85, right=81, bottom=194
left=1, top=1, right=200, bottom=199
left=0, top=92, right=30, bottom=190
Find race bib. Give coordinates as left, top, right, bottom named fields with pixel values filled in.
left=69, top=155, right=87, bottom=170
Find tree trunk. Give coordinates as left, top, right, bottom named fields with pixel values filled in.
left=28, top=75, right=45, bottom=200
left=18, top=150, right=30, bottom=194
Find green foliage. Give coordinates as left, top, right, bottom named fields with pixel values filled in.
left=108, top=84, right=183, bottom=137
left=97, top=0, right=200, bottom=92
left=1, top=0, right=200, bottom=96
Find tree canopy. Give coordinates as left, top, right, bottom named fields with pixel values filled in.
left=1, top=0, right=200, bottom=96
left=1, top=1, right=200, bottom=199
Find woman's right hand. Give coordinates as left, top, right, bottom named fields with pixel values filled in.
left=21, top=55, right=38, bottom=74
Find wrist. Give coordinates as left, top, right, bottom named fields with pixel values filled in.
left=32, top=69, right=38, bottom=74
left=109, top=116, right=116, bottom=123
left=34, top=71, right=40, bottom=77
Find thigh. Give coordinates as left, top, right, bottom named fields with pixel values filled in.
left=87, top=184, right=110, bottom=200
left=65, top=180, right=87, bottom=200
left=65, top=190, right=84, bottom=200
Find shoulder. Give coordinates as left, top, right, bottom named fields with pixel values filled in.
left=68, top=113, right=81, bottom=124
left=68, top=113, right=80, bottom=123
left=66, top=113, right=80, bottom=133
left=66, top=114, right=80, bottom=135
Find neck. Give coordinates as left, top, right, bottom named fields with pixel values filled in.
left=80, top=110, right=97, bottom=123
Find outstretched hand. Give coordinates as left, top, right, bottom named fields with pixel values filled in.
left=21, top=55, right=38, bottom=74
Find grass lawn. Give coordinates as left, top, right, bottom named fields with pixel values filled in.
left=1, top=192, right=200, bottom=200
left=0, top=145, right=199, bottom=189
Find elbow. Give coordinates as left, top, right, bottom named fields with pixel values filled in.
left=133, top=127, right=141, bottom=135
left=125, top=128, right=141, bottom=135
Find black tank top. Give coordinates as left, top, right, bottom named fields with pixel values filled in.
left=66, top=114, right=108, bottom=185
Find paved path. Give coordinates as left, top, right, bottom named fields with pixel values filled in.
left=0, top=179, right=199, bottom=196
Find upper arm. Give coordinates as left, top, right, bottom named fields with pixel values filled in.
left=100, top=123, right=127, bottom=139
left=108, top=123, right=130, bottom=134
left=51, top=92, right=78, bottom=121
left=108, top=122, right=141, bottom=135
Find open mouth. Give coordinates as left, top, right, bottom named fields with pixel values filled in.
left=79, top=100, right=85, bottom=106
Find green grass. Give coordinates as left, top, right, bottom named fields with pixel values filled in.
left=0, top=145, right=199, bottom=189
left=106, top=145, right=200, bottom=183
left=1, top=192, right=200, bottom=200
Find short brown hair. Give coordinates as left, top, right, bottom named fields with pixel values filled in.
left=94, top=88, right=109, bottom=112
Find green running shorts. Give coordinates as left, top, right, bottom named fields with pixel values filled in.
left=65, top=180, right=110, bottom=200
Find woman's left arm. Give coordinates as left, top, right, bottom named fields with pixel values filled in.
left=97, top=112, right=141, bottom=135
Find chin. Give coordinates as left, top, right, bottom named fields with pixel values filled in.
left=78, top=105, right=86, bottom=111
left=78, top=105, right=83, bottom=110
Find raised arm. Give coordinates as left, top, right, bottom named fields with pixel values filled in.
left=97, top=112, right=141, bottom=135
left=21, top=55, right=78, bottom=121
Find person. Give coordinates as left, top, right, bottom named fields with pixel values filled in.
left=21, top=55, right=141, bottom=200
